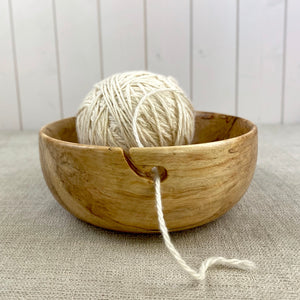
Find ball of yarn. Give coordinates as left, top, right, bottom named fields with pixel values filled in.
left=76, top=71, right=195, bottom=151
left=75, top=71, right=256, bottom=281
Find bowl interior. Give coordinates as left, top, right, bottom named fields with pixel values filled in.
left=41, top=111, right=255, bottom=146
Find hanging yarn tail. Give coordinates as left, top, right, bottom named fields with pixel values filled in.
left=152, top=166, right=256, bottom=281
left=76, top=71, right=257, bottom=281
left=129, top=82, right=256, bottom=281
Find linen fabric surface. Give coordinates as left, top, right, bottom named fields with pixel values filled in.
left=0, top=125, right=299, bottom=299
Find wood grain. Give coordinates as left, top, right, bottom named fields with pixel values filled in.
left=39, top=111, right=257, bottom=233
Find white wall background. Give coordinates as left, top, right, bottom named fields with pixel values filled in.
left=0, top=0, right=300, bottom=130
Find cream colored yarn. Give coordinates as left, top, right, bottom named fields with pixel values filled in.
left=76, top=71, right=256, bottom=281
left=76, top=71, right=195, bottom=151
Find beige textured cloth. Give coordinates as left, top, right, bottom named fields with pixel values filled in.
left=0, top=125, right=299, bottom=299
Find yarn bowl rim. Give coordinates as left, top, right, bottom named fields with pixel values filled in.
left=39, top=111, right=258, bottom=233
left=39, top=111, right=257, bottom=152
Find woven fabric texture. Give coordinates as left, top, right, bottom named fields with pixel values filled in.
left=0, top=125, right=299, bottom=299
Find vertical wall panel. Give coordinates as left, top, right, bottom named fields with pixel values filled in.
left=2, top=0, right=300, bottom=130
left=238, top=0, right=285, bottom=123
left=0, top=0, right=20, bottom=129
left=146, top=0, right=190, bottom=96
left=284, top=0, right=300, bottom=123
left=100, top=0, right=145, bottom=77
left=55, top=0, right=101, bottom=118
left=12, top=0, right=60, bottom=129
left=192, top=0, right=236, bottom=114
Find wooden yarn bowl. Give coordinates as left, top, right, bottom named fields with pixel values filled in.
left=39, top=111, right=257, bottom=233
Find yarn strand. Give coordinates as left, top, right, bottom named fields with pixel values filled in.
left=130, top=85, right=256, bottom=281
left=132, top=88, right=186, bottom=148
left=77, top=71, right=256, bottom=281
left=151, top=167, right=256, bottom=281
